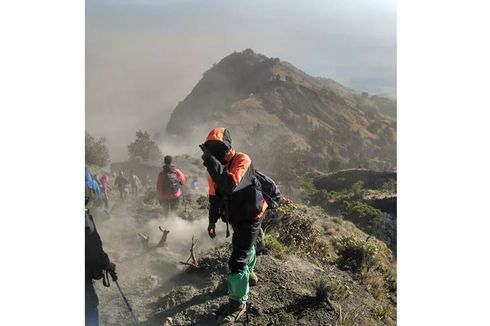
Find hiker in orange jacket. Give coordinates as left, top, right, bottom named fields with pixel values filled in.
left=200, top=128, right=267, bottom=324
left=156, top=155, right=186, bottom=218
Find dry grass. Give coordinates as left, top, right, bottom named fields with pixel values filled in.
left=361, top=269, right=386, bottom=300
left=313, top=278, right=352, bottom=302
left=373, top=302, right=396, bottom=324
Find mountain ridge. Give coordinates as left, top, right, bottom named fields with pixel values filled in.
left=165, top=49, right=396, bottom=184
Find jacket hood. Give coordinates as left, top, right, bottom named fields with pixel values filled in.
left=204, top=128, right=232, bottom=150
left=204, top=128, right=235, bottom=163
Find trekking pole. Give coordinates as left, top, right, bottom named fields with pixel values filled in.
left=103, top=270, right=140, bottom=324
left=114, top=280, right=140, bottom=325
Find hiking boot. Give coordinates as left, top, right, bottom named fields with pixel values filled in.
left=249, top=271, right=258, bottom=286
left=215, top=300, right=246, bottom=325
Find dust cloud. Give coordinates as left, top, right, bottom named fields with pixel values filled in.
left=91, top=199, right=229, bottom=323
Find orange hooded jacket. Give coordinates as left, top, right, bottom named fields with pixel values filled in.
left=203, top=128, right=267, bottom=224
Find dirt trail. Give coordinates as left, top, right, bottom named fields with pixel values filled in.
left=89, top=192, right=395, bottom=326
left=140, top=250, right=337, bottom=326
left=92, top=194, right=227, bottom=325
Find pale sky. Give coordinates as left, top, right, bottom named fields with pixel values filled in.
left=86, top=0, right=396, bottom=159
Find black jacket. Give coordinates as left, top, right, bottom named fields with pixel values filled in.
left=85, top=210, right=110, bottom=282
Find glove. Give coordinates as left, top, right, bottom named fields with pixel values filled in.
left=200, top=144, right=213, bottom=162
left=107, top=262, right=117, bottom=282
left=207, top=222, right=216, bottom=239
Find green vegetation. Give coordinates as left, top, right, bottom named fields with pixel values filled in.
left=265, top=198, right=333, bottom=265
left=128, top=130, right=162, bottom=161
left=335, top=237, right=379, bottom=272
left=334, top=235, right=396, bottom=301
left=313, top=278, right=352, bottom=303
left=373, top=302, right=396, bottom=325
left=178, top=197, right=207, bottom=221
left=301, top=177, right=396, bottom=252
left=343, top=201, right=395, bottom=250
left=382, top=179, right=397, bottom=192
left=85, top=132, right=109, bottom=167
left=260, top=233, right=286, bottom=259
left=196, top=195, right=209, bottom=210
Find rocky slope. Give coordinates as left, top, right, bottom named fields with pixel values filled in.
left=91, top=188, right=396, bottom=326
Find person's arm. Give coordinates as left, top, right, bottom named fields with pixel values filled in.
left=202, top=153, right=251, bottom=195
left=86, top=212, right=111, bottom=278
left=207, top=176, right=221, bottom=224
left=207, top=176, right=221, bottom=239
left=176, top=169, right=186, bottom=186
left=156, top=173, right=164, bottom=200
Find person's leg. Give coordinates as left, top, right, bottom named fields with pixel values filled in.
left=85, top=281, right=99, bottom=326
left=170, top=197, right=181, bottom=215
left=162, top=200, right=170, bottom=218
left=227, top=220, right=261, bottom=304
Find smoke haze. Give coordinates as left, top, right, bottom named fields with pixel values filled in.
left=86, top=0, right=396, bottom=160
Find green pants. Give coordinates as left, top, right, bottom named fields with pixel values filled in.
left=227, top=245, right=256, bottom=304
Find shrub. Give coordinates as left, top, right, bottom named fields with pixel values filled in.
left=335, top=237, right=378, bottom=272
left=313, top=278, right=352, bottom=302
left=260, top=234, right=286, bottom=259
left=373, top=302, right=395, bottom=324
left=382, top=179, right=397, bottom=192
left=350, top=181, right=364, bottom=200
left=85, top=132, right=109, bottom=167
left=176, top=196, right=207, bottom=221
left=263, top=198, right=334, bottom=265
left=343, top=201, right=396, bottom=251
left=313, top=278, right=330, bottom=303
left=361, top=269, right=386, bottom=299
left=196, top=195, right=209, bottom=209
left=128, top=130, right=162, bottom=161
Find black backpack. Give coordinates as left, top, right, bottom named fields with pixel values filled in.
left=255, top=170, right=282, bottom=209
left=162, top=166, right=181, bottom=195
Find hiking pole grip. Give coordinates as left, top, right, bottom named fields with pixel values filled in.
left=102, top=270, right=110, bottom=287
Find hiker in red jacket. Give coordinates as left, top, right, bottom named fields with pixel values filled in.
left=156, top=155, right=186, bottom=218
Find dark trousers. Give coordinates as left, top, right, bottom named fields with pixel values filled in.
left=118, top=187, right=127, bottom=200
left=85, top=280, right=99, bottom=326
left=160, top=197, right=181, bottom=218
left=229, top=220, right=262, bottom=273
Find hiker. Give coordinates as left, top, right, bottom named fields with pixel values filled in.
left=115, top=171, right=129, bottom=200
left=156, top=155, right=186, bottom=218
left=85, top=168, right=101, bottom=203
left=92, top=174, right=104, bottom=208
left=99, top=174, right=110, bottom=209
left=200, top=128, right=267, bottom=324
left=86, top=197, right=116, bottom=326
left=130, top=171, right=142, bottom=196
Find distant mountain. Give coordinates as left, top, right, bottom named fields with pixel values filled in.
left=166, top=49, right=396, bottom=182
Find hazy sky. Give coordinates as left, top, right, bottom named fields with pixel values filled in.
left=86, top=0, right=396, bottom=160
